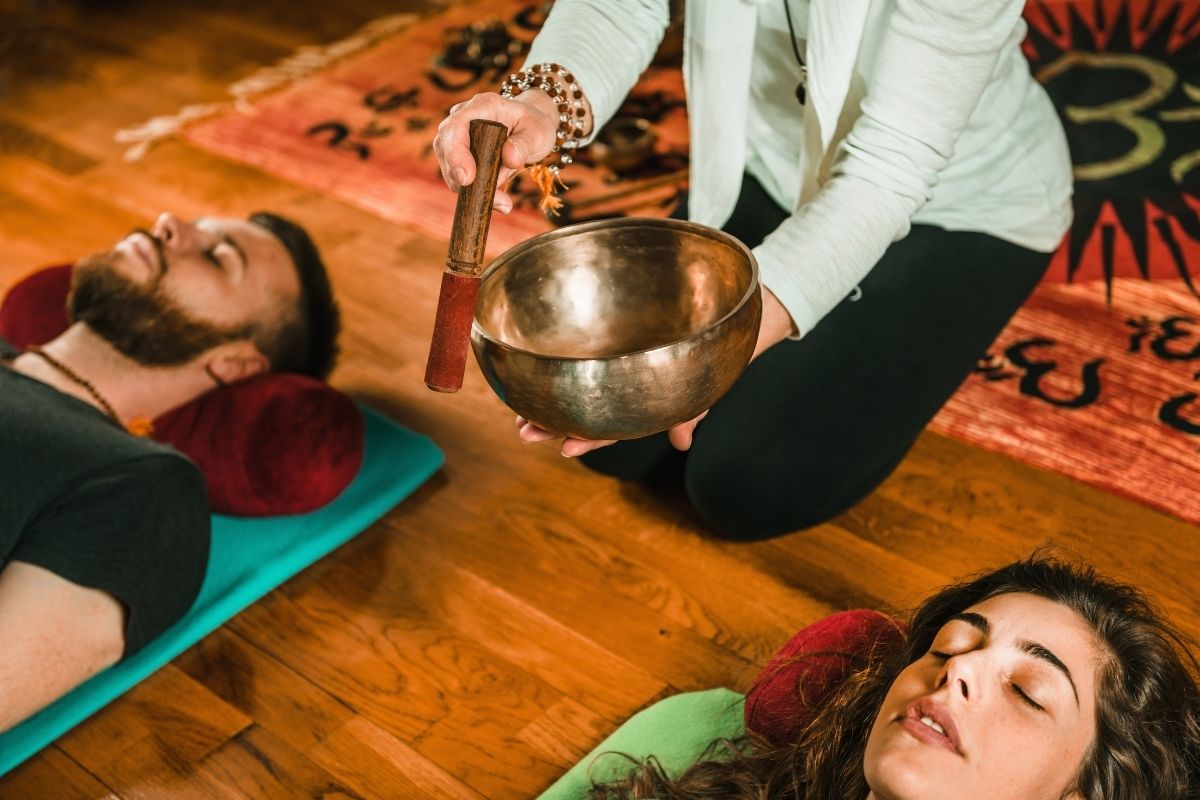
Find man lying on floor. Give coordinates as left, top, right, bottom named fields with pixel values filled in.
left=0, top=211, right=339, bottom=731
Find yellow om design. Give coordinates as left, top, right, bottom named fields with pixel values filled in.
left=1036, top=53, right=1198, bottom=184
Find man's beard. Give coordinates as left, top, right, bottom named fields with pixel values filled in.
left=68, top=238, right=254, bottom=367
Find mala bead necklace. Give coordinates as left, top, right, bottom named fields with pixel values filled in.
left=24, top=346, right=154, bottom=436
left=500, top=62, right=590, bottom=215
left=783, top=0, right=809, bottom=105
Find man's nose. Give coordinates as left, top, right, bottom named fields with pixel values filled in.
left=152, top=213, right=203, bottom=252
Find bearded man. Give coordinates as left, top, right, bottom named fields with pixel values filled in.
left=0, top=212, right=339, bottom=731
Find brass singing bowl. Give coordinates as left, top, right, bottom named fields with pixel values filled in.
left=590, top=117, right=656, bottom=173
left=471, top=217, right=762, bottom=440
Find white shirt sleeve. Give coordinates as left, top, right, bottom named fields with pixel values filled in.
left=756, top=0, right=1026, bottom=337
left=523, top=0, right=670, bottom=145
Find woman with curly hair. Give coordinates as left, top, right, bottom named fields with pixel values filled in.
left=578, top=556, right=1200, bottom=800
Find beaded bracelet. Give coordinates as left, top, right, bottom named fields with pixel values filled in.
left=500, top=62, right=590, bottom=214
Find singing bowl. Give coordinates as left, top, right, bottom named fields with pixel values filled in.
left=590, top=116, right=656, bottom=173
left=470, top=217, right=762, bottom=440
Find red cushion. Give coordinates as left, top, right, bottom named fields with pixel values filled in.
left=1, top=265, right=363, bottom=517
left=0, top=264, right=74, bottom=350
left=154, top=374, right=363, bottom=516
left=745, top=610, right=906, bottom=747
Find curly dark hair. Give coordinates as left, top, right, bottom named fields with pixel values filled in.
left=590, top=554, right=1200, bottom=800
left=247, top=211, right=341, bottom=379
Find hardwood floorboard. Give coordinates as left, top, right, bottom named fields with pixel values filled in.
left=397, top=493, right=762, bottom=685
left=0, top=117, right=98, bottom=174
left=863, top=435, right=1200, bottom=625
left=307, top=716, right=486, bottom=800
left=348, top=546, right=670, bottom=722
left=56, top=666, right=251, bottom=766
left=514, top=697, right=617, bottom=771
left=1, top=1, right=1197, bottom=797
left=227, top=577, right=563, bottom=743
left=186, top=724, right=366, bottom=800
left=172, top=628, right=358, bottom=754
left=53, top=667, right=252, bottom=799
left=0, top=746, right=117, bottom=800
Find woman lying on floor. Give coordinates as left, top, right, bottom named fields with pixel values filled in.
left=587, top=555, right=1200, bottom=800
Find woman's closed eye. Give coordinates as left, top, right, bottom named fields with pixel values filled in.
left=1010, top=681, right=1044, bottom=711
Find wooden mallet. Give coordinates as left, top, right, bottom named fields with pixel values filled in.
left=424, top=118, right=509, bottom=392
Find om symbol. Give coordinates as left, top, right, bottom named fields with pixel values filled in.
left=1036, top=53, right=1200, bottom=185
left=364, top=85, right=419, bottom=113
left=1126, top=316, right=1200, bottom=361
left=1159, top=372, right=1200, bottom=436
left=306, top=122, right=370, bottom=160
left=1002, top=339, right=1105, bottom=409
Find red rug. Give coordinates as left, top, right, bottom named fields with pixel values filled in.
left=929, top=278, right=1200, bottom=524
left=179, top=0, right=688, bottom=256
left=166, top=0, right=1200, bottom=523
left=930, top=0, right=1200, bottom=524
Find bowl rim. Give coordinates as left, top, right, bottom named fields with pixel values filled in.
left=471, top=216, right=761, bottom=362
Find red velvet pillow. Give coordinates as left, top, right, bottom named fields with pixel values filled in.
left=1, top=265, right=364, bottom=517
left=0, top=264, right=74, bottom=350
left=744, top=610, right=907, bottom=747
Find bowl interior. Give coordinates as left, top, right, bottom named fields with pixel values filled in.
left=475, top=220, right=755, bottom=358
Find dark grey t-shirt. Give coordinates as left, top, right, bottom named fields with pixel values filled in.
left=0, top=337, right=210, bottom=657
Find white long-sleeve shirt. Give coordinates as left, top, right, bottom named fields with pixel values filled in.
left=525, top=0, right=1073, bottom=337
left=744, top=0, right=810, bottom=212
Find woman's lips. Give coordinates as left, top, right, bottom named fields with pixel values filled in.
left=899, top=699, right=965, bottom=756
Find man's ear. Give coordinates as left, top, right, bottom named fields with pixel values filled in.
left=204, top=340, right=270, bottom=386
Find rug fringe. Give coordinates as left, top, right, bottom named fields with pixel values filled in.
left=115, top=12, right=419, bottom=161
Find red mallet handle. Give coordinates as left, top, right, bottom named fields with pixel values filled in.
left=425, top=119, right=508, bottom=392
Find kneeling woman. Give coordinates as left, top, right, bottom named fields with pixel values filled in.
left=587, top=556, right=1200, bottom=800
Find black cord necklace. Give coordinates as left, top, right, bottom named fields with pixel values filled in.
left=783, top=0, right=808, bottom=105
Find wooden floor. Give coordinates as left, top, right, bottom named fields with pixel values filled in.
left=1, top=2, right=1197, bottom=798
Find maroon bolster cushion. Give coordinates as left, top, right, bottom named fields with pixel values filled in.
left=1, top=265, right=364, bottom=517
left=0, top=263, right=74, bottom=350
left=744, top=609, right=907, bottom=747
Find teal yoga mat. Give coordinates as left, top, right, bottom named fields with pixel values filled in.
left=0, top=405, right=443, bottom=775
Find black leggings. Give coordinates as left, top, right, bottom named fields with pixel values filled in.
left=580, top=174, right=1052, bottom=540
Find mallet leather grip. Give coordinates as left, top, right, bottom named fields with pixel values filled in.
left=425, top=118, right=508, bottom=392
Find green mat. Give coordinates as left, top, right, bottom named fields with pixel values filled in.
left=538, top=689, right=747, bottom=799
left=0, top=405, right=443, bottom=775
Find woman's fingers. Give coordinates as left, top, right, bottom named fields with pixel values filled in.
left=514, top=416, right=615, bottom=456
left=501, top=137, right=531, bottom=172
left=493, top=190, right=513, bottom=214
left=518, top=420, right=559, bottom=443
left=560, top=437, right=617, bottom=458
left=433, top=112, right=474, bottom=190
left=493, top=165, right=517, bottom=213
left=667, top=410, right=710, bottom=452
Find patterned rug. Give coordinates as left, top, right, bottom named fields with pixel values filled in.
left=930, top=0, right=1200, bottom=525
left=155, top=0, right=688, bottom=256
left=124, top=0, right=1200, bottom=525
